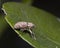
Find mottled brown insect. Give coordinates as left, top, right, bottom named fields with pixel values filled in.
left=14, top=21, right=36, bottom=40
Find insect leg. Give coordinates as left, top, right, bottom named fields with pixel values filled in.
left=28, top=29, right=36, bottom=40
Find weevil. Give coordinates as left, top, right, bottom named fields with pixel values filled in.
left=14, top=21, right=36, bottom=40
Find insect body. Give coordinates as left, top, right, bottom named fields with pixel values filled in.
left=14, top=21, right=36, bottom=40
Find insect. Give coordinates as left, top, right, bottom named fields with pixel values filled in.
left=14, top=21, right=36, bottom=40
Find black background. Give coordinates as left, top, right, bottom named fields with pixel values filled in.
left=0, top=0, right=60, bottom=48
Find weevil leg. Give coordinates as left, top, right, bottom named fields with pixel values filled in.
left=28, top=29, right=36, bottom=40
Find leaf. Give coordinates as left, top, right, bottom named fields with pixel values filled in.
left=0, top=15, right=8, bottom=38
left=3, top=2, right=60, bottom=48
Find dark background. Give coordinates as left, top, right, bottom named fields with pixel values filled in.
left=0, top=0, right=60, bottom=48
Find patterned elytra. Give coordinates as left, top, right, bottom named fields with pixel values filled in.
left=14, top=21, right=36, bottom=40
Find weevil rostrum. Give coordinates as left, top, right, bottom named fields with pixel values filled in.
left=14, top=21, right=36, bottom=40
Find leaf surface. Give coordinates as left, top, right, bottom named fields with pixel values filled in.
left=3, top=2, right=60, bottom=48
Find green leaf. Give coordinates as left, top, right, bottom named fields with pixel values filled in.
left=0, top=15, right=8, bottom=38
left=3, top=2, right=60, bottom=48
